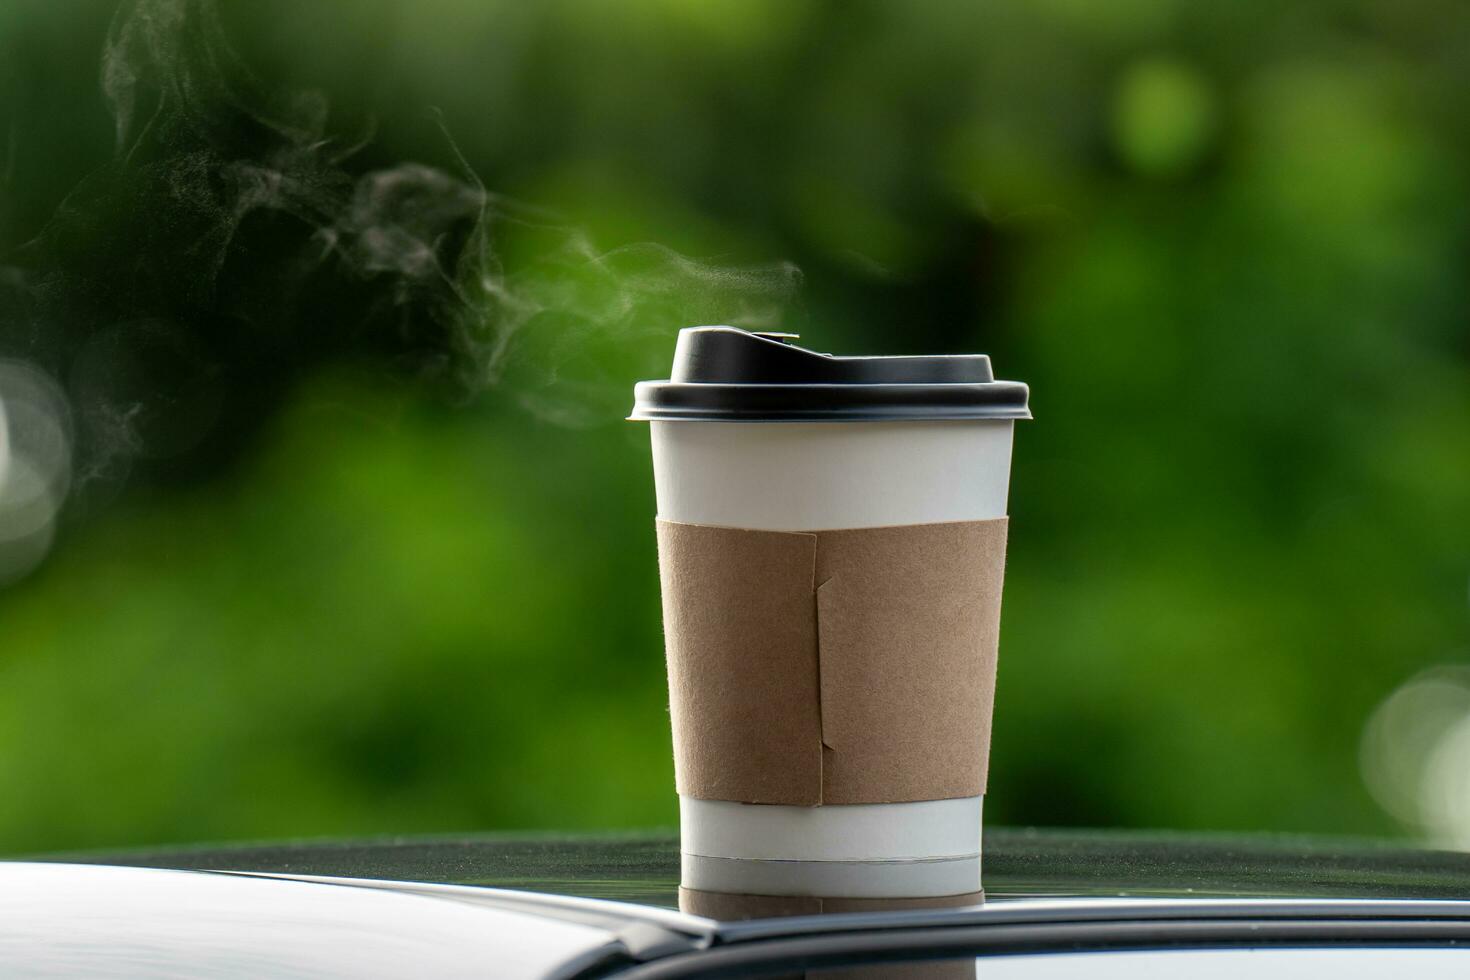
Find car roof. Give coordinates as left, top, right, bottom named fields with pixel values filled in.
left=11, top=831, right=1470, bottom=977
left=39, top=827, right=1470, bottom=908
left=7, top=862, right=1470, bottom=979
left=0, top=862, right=641, bottom=979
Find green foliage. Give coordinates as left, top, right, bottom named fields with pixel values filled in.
left=0, top=0, right=1467, bottom=852
left=1110, top=58, right=1216, bottom=177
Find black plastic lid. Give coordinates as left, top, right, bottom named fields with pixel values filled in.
left=629, top=326, right=1031, bottom=423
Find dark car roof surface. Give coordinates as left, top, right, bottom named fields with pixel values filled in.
left=45, top=827, right=1470, bottom=907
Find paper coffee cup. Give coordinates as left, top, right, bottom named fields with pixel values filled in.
left=630, top=327, right=1029, bottom=895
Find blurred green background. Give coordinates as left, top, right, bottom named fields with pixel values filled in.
left=0, top=0, right=1468, bottom=855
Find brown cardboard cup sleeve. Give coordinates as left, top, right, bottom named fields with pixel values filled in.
left=656, top=517, right=1007, bottom=806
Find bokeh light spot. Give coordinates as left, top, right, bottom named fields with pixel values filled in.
left=1362, top=666, right=1470, bottom=846
left=1111, top=57, right=1216, bottom=178
left=0, top=361, right=72, bottom=588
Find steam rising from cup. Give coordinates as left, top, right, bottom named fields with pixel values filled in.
left=0, top=0, right=800, bottom=580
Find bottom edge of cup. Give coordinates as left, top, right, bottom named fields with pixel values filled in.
left=679, top=794, right=984, bottom=863
left=680, top=853, right=983, bottom=899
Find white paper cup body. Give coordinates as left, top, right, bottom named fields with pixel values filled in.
left=651, top=420, right=1012, bottom=531
left=651, top=419, right=1013, bottom=890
